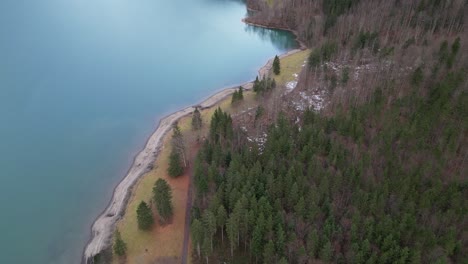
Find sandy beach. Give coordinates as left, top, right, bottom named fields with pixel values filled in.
left=83, top=48, right=303, bottom=263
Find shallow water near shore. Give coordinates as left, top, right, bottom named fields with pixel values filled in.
left=0, top=0, right=296, bottom=263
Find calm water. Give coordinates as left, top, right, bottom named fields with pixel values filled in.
left=0, top=0, right=296, bottom=263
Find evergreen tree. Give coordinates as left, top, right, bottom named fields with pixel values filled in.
left=191, top=219, right=204, bottom=258
left=152, top=178, right=173, bottom=223
left=231, top=90, right=239, bottom=104
left=113, top=230, right=127, bottom=257
left=168, top=150, right=184, bottom=177
left=273, top=55, right=281, bottom=75
left=231, top=86, right=244, bottom=105
left=226, top=215, right=239, bottom=256
left=263, top=240, right=276, bottom=263
left=203, top=210, right=217, bottom=251
left=192, top=107, right=202, bottom=130
left=171, top=123, right=186, bottom=167
left=253, top=76, right=260, bottom=93
left=136, top=201, right=154, bottom=230
left=202, top=236, right=211, bottom=264
left=216, top=205, right=227, bottom=243
left=320, top=240, right=333, bottom=262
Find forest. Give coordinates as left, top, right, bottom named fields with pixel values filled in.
left=189, top=0, right=467, bottom=263
left=191, top=67, right=466, bottom=263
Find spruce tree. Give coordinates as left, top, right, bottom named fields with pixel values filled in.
left=136, top=201, right=154, bottom=230
left=231, top=90, right=239, bottom=104
left=191, top=107, right=202, bottom=130
left=216, top=205, right=227, bottom=243
left=273, top=55, right=281, bottom=75
left=168, top=150, right=183, bottom=177
left=171, top=124, right=186, bottom=167
left=152, top=178, right=174, bottom=223
left=191, top=219, right=204, bottom=258
left=113, top=230, right=127, bottom=257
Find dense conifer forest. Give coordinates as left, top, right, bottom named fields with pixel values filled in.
left=190, top=0, right=467, bottom=263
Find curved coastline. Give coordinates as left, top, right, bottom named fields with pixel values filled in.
left=82, top=47, right=303, bottom=263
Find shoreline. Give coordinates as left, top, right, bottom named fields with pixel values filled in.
left=243, top=18, right=308, bottom=50
left=82, top=48, right=303, bottom=263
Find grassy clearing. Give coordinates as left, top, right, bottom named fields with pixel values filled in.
left=114, top=90, right=258, bottom=264
left=272, top=49, right=310, bottom=85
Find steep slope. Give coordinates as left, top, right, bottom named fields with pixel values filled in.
left=189, top=0, right=467, bottom=263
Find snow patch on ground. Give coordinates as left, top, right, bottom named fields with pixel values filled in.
left=286, top=81, right=298, bottom=92
left=292, top=90, right=327, bottom=112
left=285, top=73, right=300, bottom=94
left=247, top=132, right=268, bottom=154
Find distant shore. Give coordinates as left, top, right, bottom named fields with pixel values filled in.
left=243, top=18, right=308, bottom=50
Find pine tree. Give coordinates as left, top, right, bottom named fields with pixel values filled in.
left=202, top=236, right=211, bottom=264
left=216, top=205, right=227, bottom=243
left=152, top=178, right=173, bottom=223
left=231, top=90, right=239, bottom=104
left=203, top=210, right=217, bottom=251
left=226, top=215, right=238, bottom=256
left=263, top=240, right=276, bottom=263
left=273, top=55, right=281, bottom=75
left=113, top=230, right=127, bottom=257
left=136, top=201, right=154, bottom=230
left=192, top=107, right=202, bottom=130
left=191, top=219, right=204, bottom=258
left=231, top=86, right=244, bottom=105
left=171, top=123, right=186, bottom=167
left=253, top=76, right=260, bottom=93
left=320, top=239, right=333, bottom=262
left=168, top=150, right=184, bottom=177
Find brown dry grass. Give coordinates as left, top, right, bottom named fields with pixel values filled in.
left=114, top=90, right=258, bottom=264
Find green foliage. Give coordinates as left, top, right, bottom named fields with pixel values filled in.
left=438, top=38, right=462, bottom=69
left=254, top=106, right=264, bottom=124
left=322, top=0, right=359, bottom=34
left=167, top=150, right=183, bottom=177
left=136, top=201, right=154, bottom=230
left=231, top=86, right=244, bottom=105
left=113, top=230, right=127, bottom=257
left=191, top=107, right=202, bottom=130
left=411, top=67, right=424, bottom=86
left=191, top=219, right=204, bottom=257
left=190, top=59, right=467, bottom=263
left=152, top=178, right=173, bottom=223
left=308, top=41, right=338, bottom=68
left=253, top=75, right=276, bottom=95
left=354, top=31, right=379, bottom=53
left=273, top=55, right=281, bottom=75
left=168, top=123, right=185, bottom=177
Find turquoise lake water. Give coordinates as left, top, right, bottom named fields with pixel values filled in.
left=0, top=0, right=296, bottom=263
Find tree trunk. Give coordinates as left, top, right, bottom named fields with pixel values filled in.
left=221, top=226, right=224, bottom=244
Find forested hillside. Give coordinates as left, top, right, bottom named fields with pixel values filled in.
left=190, top=0, right=467, bottom=263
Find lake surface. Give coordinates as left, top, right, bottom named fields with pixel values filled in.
left=0, top=0, right=296, bottom=263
